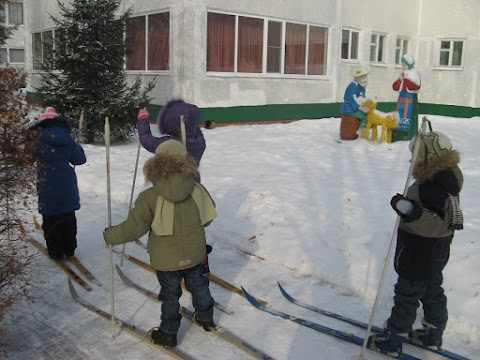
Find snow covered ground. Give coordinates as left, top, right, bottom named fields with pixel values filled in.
left=1, top=115, right=479, bottom=360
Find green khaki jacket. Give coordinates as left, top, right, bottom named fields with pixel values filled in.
left=104, top=153, right=216, bottom=271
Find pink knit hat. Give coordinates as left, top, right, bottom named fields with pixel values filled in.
left=39, top=106, right=59, bottom=121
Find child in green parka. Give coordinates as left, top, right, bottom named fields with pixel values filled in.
left=103, top=139, right=218, bottom=348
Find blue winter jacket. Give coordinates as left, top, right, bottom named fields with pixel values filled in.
left=31, top=117, right=86, bottom=215
left=340, top=80, right=366, bottom=115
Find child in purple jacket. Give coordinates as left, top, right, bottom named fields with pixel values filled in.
left=137, top=99, right=205, bottom=183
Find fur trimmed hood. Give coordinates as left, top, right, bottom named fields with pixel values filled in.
left=413, top=149, right=460, bottom=182
left=143, top=153, right=198, bottom=184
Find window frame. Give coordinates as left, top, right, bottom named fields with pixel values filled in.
left=370, top=32, right=386, bottom=64
left=435, top=38, right=465, bottom=69
left=32, top=29, right=56, bottom=71
left=395, top=36, right=409, bottom=65
left=341, top=28, right=359, bottom=61
left=0, top=46, right=24, bottom=64
left=206, top=11, right=329, bottom=77
left=1, top=1, right=24, bottom=26
left=126, top=11, right=170, bottom=72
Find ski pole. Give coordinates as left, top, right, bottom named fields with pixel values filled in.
left=120, top=140, right=142, bottom=266
left=358, top=117, right=429, bottom=359
left=104, top=116, right=116, bottom=339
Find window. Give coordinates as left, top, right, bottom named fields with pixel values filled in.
left=0, top=48, right=6, bottom=62
left=10, top=48, right=24, bottom=62
left=267, top=21, right=282, bottom=73
left=207, top=13, right=235, bottom=72
left=341, top=29, right=358, bottom=60
left=1, top=1, right=23, bottom=25
left=126, top=12, right=169, bottom=71
left=370, top=33, right=386, bottom=63
left=395, top=37, right=409, bottom=65
left=32, top=30, right=54, bottom=70
left=436, top=39, right=465, bottom=68
left=207, top=12, right=328, bottom=76
left=285, top=23, right=306, bottom=74
left=308, top=26, right=328, bottom=75
left=0, top=47, right=24, bottom=63
left=237, top=16, right=263, bottom=73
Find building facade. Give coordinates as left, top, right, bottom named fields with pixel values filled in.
left=25, top=0, right=480, bottom=123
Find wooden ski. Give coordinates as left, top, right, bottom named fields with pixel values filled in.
left=68, top=256, right=102, bottom=286
left=115, top=265, right=274, bottom=360
left=27, top=237, right=92, bottom=292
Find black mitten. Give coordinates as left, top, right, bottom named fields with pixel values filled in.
left=390, top=194, right=422, bottom=223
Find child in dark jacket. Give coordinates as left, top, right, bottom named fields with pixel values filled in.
left=369, top=131, right=463, bottom=356
left=104, top=140, right=218, bottom=348
left=30, top=107, right=86, bottom=260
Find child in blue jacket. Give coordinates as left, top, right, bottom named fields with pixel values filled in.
left=30, top=107, right=86, bottom=260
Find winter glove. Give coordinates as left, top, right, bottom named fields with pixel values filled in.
left=137, top=108, right=149, bottom=121
left=390, top=194, right=422, bottom=223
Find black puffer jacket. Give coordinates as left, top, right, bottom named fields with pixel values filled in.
left=394, top=150, right=463, bottom=280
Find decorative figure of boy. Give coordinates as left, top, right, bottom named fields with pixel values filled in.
left=339, top=67, right=370, bottom=140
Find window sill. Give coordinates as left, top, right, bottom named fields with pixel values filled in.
left=205, top=72, right=328, bottom=80
left=433, top=66, right=464, bottom=71
left=369, top=62, right=387, bottom=68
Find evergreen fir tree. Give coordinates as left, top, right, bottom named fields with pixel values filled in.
left=35, top=0, right=155, bottom=143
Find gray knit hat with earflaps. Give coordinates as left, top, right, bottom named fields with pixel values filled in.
left=417, top=131, right=452, bottom=162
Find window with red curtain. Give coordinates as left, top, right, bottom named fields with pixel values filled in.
left=285, top=23, right=306, bottom=74
left=148, top=12, right=169, bottom=70
left=126, top=16, right=146, bottom=70
left=308, top=26, right=327, bottom=75
left=207, top=13, right=235, bottom=72
left=267, top=21, right=282, bottom=73
left=237, top=16, right=263, bottom=73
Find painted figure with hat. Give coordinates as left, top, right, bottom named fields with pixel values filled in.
left=391, top=54, right=421, bottom=141
left=368, top=131, right=464, bottom=355
left=339, top=67, right=370, bottom=140
left=103, top=139, right=218, bottom=348
left=30, top=107, right=86, bottom=260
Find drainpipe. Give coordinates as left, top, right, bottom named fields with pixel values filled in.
left=332, top=0, right=342, bottom=104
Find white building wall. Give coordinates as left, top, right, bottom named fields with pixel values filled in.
left=418, top=0, right=480, bottom=108
left=25, top=0, right=480, bottom=109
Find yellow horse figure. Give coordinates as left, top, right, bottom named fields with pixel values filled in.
left=362, top=99, right=399, bottom=143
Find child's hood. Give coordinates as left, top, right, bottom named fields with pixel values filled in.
left=143, top=152, right=198, bottom=203
left=157, top=99, right=201, bottom=138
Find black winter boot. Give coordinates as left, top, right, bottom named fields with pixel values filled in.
left=368, top=330, right=405, bottom=356
left=192, top=313, right=218, bottom=332
left=147, top=327, right=177, bottom=348
left=409, top=320, right=443, bottom=349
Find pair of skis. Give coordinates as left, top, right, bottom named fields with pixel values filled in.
left=19, top=220, right=101, bottom=291
left=68, top=266, right=274, bottom=360
left=242, top=283, right=470, bottom=360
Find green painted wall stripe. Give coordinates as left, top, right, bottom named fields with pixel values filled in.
left=27, top=91, right=479, bottom=125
